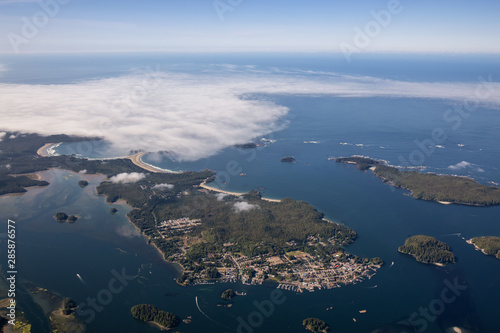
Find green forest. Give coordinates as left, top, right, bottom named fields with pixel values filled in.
left=335, top=155, right=500, bottom=206
left=0, top=132, right=157, bottom=196
left=374, top=165, right=500, bottom=206
left=130, top=304, right=179, bottom=329
left=335, top=156, right=380, bottom=171
left=398, top=235, right=455, bottom=264
left=1, top=134, right=378, bottom=286
left=302, top=317, right=329, bottom=332
left=471, top=236, right=500, bottom=259
left=221, top=289, right=235, bottom=300
left=99, top=178, right=358, bottom=261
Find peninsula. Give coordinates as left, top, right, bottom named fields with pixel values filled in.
left=334, top=156, right=500, bottom=206
left=468, top=236, right=500, bottom=259
left=398, top=235, right=455, bottom=265
left=0, top=133, right=383, bottom=291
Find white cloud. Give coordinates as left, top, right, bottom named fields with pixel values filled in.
left=448, top=161, right=484, bottom=173
left=233, top=201, right=257, bottom=213
left=0, top=68, right=499, bottom=161
left=0, top=131, right=6, bottom=141
left=448, top=161, right=472, bottom=170
left=152, top=183, right=174, bottom=191
left=216, top=193, right=229, bottom=201
left=109, top=172, right=146, bottom=184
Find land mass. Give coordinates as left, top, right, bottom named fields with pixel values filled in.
left=468, top=236, right=500, bottom=259
left=281, top=156, right=296, bottom=163
left=0, top=133, right=383, bottom=290
left=334, top=156, right=500, bottom=206
left=131, top=304, right=179, bottom=330
left=398, top=235, right=455, bottom=265
left=302, top=317, right=329, bottom=333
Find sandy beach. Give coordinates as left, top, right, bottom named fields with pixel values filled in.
left=200, top=180, right=281, bottom=203
left=126, top=152, right=179, bottom=173
left=37, top=143, right=177, bottom=174
left=36, top=142, right=57, bottom=157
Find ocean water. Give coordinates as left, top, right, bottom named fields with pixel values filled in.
left=1, top=53, right=500, bottom=332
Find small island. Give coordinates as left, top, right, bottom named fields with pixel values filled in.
left=302, top=317, right=329, bottom=332
left=131, top=304, right=180, bottom=330
left=78, top=180, right=89, bottom=187
left=398, top=235, right=455, bottom=265
left=221, top=289, right=235, bottom=300
left=281, top=156, right=296, bottom=163
left=334, top=156, right=500, bottom=206
left=234, top=142, right=258, bottom=149
left=468, top=236, right=500, bottom=259
left=54, top=212, right=69, bottom=222
left=110, top=207, right=118, bottom=214
left=335, top=156, right=380, bottom=171
left=54, top=212, right=78, bottom=223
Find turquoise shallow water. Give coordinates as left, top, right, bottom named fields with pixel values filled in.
left=2, top=54, right=500, bottom=332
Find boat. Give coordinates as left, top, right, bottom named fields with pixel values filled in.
left=359, top=310, right=367, bottom=313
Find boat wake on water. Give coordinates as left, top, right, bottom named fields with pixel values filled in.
left=76, top=273, right=87, bottom=286
left=195, top=296, right=231, bottom=330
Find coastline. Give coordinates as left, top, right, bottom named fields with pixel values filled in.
left=368, top=163, right=491, bottom=207
left=397, top=249, right=449, bottom=266
left=126, top=152, right=180, bottom=174
left=200, top=180, right=281, bottom=203
left=27, top=146, right=378, bottom=291
left=36, top=142, right=62, bottom=157
left=466, top=238, right=489, bottom=256
left=335, top=156, right=499, bottom=207
left=101, top=188, right=183, bottom=269
left=36, top=143, right=179, bottom=174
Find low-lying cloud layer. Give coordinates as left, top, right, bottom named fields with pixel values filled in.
left=1, top=66, right=499, bottom=161
left=109, top=172, right=146, bottom=184
left=233, top=201, right=257, bottom=212
left=448, top=161, right=484, bottom=172
left=152, top=183, right=174, bottom=190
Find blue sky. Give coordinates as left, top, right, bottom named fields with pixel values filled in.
left=0, top=0, right=499, bottom=53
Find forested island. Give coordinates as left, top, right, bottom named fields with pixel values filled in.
left=398, top=235, right=455, bottom=265
left=221, top=289, right=235, bottom=300
left=281, top=156, right=296, bottom=163
left=131, top=304, right=179, bottom=330
left=302, top=317, right=329, bottom=332
left=0, top=133, right=383, bottom=291
left=334, top=156, right=500, bottom=206
left=54, top=212, right=78, bottom=223
left=78, top=180, right=89, bottom=187
left=469, top=236, right=500, bottom=259
left=234, top=142, right=258, bottom=149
